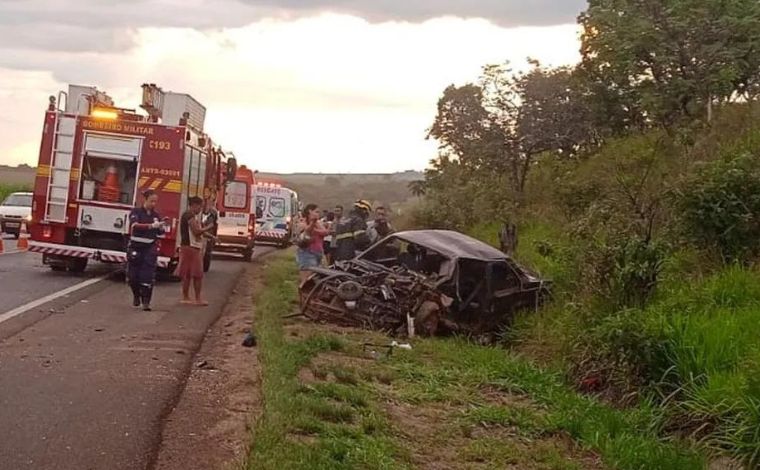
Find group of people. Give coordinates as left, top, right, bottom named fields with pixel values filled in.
left=127, top=191, right=397, bottom=308
left=294, top=199, right=394, bottom=282
left=127, top=190, right=216, bottom=311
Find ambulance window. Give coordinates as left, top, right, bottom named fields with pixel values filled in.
left=255, top=196, right=267, bottom=213
left=269, top=198, right=286, bottom=217
left=224, top=181, right=248, bottom=209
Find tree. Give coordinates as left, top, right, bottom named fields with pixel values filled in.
left=428, top=63, right=599, bottom=201
left=407, top=180, right=426, bottom=198
left=580, top=0, right=760, bottom=126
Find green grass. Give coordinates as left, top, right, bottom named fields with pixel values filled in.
left=646, top=267, right=760, bottom=465
left=246, top=253, right=405, bottom=470
left=387, top=338, right=706, bottom=470
left=247, top=252, right=713, bottom=470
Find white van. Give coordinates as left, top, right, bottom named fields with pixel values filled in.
left=253, top=183, right=299, bottom=248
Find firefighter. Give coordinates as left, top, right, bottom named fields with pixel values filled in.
left=127, top=189, right=168, bottom=311
left=332, top=200, right=372, bottom=262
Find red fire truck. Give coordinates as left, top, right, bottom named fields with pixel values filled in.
left=29, top=83, right=253, bottom=273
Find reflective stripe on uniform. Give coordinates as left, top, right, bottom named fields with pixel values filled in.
left=130, top=236, right=155, bottom=244
left=335, top=230, right=366, bottom=241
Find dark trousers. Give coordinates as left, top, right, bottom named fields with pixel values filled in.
left=127, top=242, right=158, bottom=305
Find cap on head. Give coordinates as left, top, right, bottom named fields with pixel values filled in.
left=354, top=199, right=372, bottom=212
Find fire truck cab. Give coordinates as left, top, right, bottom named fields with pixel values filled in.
left=29, top=83, right=245, bottom=273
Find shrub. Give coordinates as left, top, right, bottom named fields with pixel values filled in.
left=674, top=153, right=760, bottom=264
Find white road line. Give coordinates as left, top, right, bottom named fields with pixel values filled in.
left=0, top=275, right=108, bottom=325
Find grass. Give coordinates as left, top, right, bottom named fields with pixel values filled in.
left=389, top=338, right=706, bottom=470
left=246, top=253, right=404, bottom=470
left=247, top=252, right=713, bottom=470
left=0, top=183, right=31, bottom=203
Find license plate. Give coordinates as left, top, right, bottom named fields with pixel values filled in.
left=5, top=222, right=20, bottom=228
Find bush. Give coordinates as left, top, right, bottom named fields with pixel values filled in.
left=675, top=153, right=760, bottom=264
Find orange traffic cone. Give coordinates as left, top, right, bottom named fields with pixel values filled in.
left=98, top=165, right=121, bottom=203
left=17, top=221, right=29, bottom=251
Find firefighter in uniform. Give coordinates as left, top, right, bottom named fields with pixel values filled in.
left=128, top=189, right=167, bottom=311
left=332, top=200, right=372, bottom=262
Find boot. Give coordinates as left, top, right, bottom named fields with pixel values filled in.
left=140, top=284, right=153, bottom=311
left=130, top=282, right=141, bottom=307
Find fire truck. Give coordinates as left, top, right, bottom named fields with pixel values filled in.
left=29, top=83, right=253, bottom=273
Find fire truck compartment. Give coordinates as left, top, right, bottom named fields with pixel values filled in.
left=80, top=156, right=138, bottom=205
left=79, top=132, right=142, bottom=205
left=78, top=206, right=131, bottom=234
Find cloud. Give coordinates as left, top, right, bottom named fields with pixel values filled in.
left=245, top=0, right=587, bottom=27
left=0, top=0, right=586, bottom=55
left=0, top=16, right=581, bottom=172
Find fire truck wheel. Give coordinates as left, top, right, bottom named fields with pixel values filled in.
left=50, top=265, right=67, bottom=272
left=68, top=258, right=88, bottom=273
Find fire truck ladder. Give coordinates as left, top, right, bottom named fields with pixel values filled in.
left=44, top=114, right=77, bottom=223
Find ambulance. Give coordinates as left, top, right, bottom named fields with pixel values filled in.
left=253, top=182, right=299, bottom=248
left=29, top=83, right=251, bottom=273
left=213, top=165, right=257, bottom=261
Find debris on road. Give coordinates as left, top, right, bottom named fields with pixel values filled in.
left=241, top=332, right=256, bottom=347
left=300, top=230, right=550, bottom=340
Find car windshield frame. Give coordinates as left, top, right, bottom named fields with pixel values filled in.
left=2, top=193, right=32, bottom=207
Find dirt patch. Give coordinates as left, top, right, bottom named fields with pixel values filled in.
left=152, top=264, right=262, bottom=470
left=384, top=396, right=605, bottom=470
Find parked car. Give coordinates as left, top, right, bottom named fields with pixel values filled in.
left=0, top=192, right=32, bottom=238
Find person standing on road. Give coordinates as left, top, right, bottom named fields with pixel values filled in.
left=127, top=189, right=168, bottom=311
left=175, top=197, right=215, bottom=306
left=295, top=204, right=329, bottom=283
left=332, top=200, right=372, bottom=262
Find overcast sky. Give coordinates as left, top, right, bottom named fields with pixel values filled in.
left=0, top=0, right=586, bottom=173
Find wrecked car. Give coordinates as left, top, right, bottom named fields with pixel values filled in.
left=299, top=230, right=551, bottom=339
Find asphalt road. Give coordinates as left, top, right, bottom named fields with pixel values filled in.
left=0, top=243, right=277, bottom=470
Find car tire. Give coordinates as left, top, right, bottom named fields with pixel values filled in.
left=50, top=265, right=66, bottom=272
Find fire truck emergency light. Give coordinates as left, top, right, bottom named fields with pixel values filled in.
left=91, top=108, right=118, bottom=120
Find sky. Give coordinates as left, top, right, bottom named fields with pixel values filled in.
left=0, top=0, right=586, bottom=173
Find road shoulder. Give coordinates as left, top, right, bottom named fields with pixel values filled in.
left=152, top=263, right=263, bottom=470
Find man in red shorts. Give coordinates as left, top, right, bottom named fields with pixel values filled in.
left=175, top=196, right=214, bottom=306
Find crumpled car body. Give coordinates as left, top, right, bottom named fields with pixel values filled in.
left=299, top=230, right=551, bottom=338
